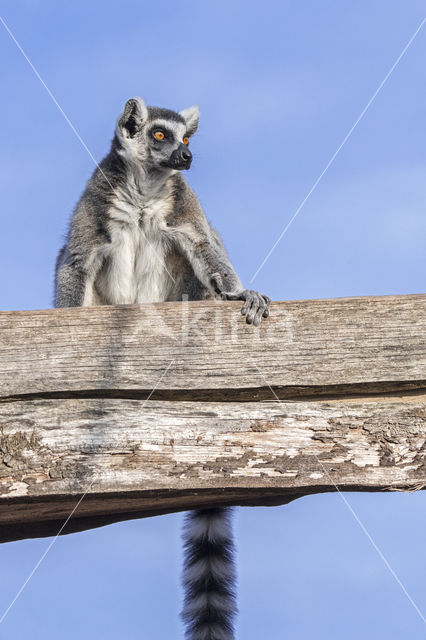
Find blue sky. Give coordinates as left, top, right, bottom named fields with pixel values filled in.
left=0, top=1, right=425, bottom=638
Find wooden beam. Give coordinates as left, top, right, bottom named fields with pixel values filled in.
left=0, top=295, right=425, bottom=542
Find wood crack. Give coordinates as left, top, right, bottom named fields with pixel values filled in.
left=1, top=381, right=426, bottom=404
left=0, top=296, right=424, bottom=542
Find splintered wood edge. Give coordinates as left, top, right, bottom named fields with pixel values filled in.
left=0, top=395, right=424, bottom=542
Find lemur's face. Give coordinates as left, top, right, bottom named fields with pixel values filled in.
left=147, top=111, right=192, bottom=171
left=117, top=99, right=199, bottom=172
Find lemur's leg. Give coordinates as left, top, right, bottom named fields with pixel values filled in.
left=55, top=249, right=102, bottom=308
left=55, top=263, right=91, bottom=307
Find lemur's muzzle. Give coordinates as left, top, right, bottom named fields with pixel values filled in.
left=167, top=144, right=192, bottom=170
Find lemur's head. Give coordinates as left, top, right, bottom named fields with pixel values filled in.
left=116, top=97, right=199, bottom=171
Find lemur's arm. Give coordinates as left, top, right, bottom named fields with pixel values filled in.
left=169, top=185, right=270, bottom=325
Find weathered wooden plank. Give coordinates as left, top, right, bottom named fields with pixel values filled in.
left=0, top=294, right=424, bottom=542
left=0, top=396, right=424, bottom=542
left=0, top=295, right=425, bottom=400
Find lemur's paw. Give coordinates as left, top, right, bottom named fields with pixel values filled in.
left=222, top=289, right=271, bottom=326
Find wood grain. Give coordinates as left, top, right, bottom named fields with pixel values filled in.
left=0, top=295, right=425, bottom=542
left=0, top=295, right=425, bottom=400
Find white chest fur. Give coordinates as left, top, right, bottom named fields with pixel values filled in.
left=96, top=188, right=174, bottom=305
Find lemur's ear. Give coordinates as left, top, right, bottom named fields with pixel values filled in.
left=118, top=98, right=148, bottom=138
left=180, top=106, right=199, bottom=136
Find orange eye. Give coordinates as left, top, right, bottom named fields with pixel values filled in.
left=183, top=136, right=189, bottom=145
left=154, top=131, right=165, bottom=141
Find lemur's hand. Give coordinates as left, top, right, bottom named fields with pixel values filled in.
left=210, top=273, right=270, bottom=326
left=227, top=290, right=271, bottom=326
left=222, top=289, right=271, bottom=326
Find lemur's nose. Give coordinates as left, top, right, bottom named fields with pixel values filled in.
left=181, top=148, right=192, bottom=162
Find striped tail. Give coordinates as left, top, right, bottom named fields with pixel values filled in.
left=181, top=507, right=237, bottom=640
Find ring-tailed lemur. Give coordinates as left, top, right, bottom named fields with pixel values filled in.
left=54, top=97, right=271, bottom=640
